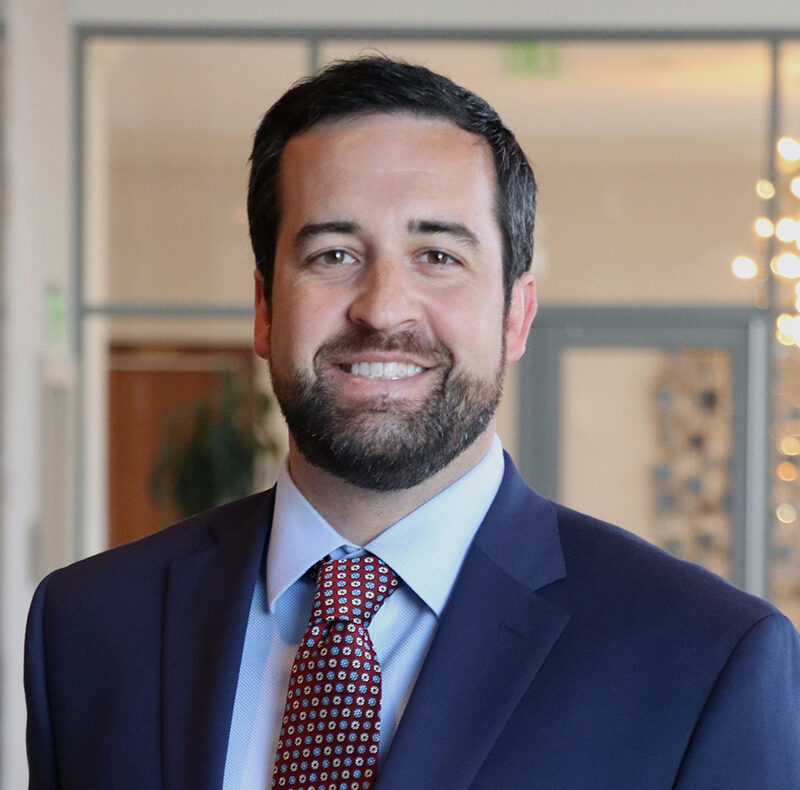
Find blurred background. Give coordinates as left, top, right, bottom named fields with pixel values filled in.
left=4, top=0, right=800, bottom=783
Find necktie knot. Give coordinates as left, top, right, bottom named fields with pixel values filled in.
left=311, top=553, right=399, bottom=630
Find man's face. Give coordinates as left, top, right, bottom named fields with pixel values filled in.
left=254, top=113, right=535, bottom=490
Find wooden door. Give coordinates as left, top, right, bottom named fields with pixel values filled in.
left=108, top=343, right=255, bottom=547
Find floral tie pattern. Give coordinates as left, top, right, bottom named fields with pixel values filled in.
left=272, top=553, right=400, bottom=790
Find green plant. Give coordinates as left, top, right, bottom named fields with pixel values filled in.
left=150, top=368, right=278, bottom=518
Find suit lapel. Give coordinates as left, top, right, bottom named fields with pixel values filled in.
left=376, top=460, right=569, bottom=790
left=162, top=490, right=274, bottom=790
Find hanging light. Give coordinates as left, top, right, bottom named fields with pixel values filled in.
left=756, top=179, right=776, bottom=199
left=780, top=436, right=800, bottom=456
left=776, top=218, right=800, bottom=242
left=777, top=313, right=795, bottom=333
left=776, top=313, right=797, bottom=345
left=736, top=136, right=800, bottom=345
left=755, top=217, right=774, bottom=237
left=778, top=137, right=800, bottom=162
left=732, top=256, right=758, bottom=280
left=773, top=252, right=800, bottom=278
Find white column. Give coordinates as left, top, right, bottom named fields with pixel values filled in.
left=1, top=0, right=72, bottom=785
left=82, top=41, right=111, bottom=559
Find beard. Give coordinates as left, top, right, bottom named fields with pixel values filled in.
left=270, top=327, right=504, bottom=491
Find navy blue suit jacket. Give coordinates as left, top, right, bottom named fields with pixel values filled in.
left=25, top=456, right=800, bottom=788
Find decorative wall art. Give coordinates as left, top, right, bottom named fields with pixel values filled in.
left=651, top=350, right=733, bottom=580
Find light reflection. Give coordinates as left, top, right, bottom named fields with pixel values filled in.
left=777, top=313, right=795, bottom=333
left=778, top=137, right=800, bottom=162
left=777, top=503, right=797, bottom=524
left=778, top=461, right=799, bottom=482
left=780, top=436, right=800, bottom=456
left=773, top=253, right=800, bottom=278
left=776, top=313, right=800, bottom=345
left=732, top=256, right=758, bottom=279
left=776, top=218, right=800, bottom=242
left=757, top=179, right=776, bottom=199
left=755, top=217, right=775, bottom=237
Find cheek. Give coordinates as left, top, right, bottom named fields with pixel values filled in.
left=432, top=291, right=505, bottom=366
left=270, top=288, right=344, bottom=359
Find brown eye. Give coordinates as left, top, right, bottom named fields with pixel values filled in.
left=424, top=250, right=456, bottom=266
left=318, top=249, right=355, bottom=266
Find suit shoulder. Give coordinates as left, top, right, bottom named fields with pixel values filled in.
left=549, top=501, right=779, bottom=630
left=38, top=489, right=274, bottom=601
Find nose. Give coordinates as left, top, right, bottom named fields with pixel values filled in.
left=347, top=259, right=422, bottom=333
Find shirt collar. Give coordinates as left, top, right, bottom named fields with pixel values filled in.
left=266, top=435, right=505, bottom=616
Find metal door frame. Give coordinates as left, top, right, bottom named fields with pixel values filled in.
left=518, top=305, right=770, bottom=596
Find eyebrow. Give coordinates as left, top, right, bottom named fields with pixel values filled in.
left=293, top=218, right=481, bottom=249
left=408, top=218, right=480, bottom=249
left=294, top=221, right=362, bottom=248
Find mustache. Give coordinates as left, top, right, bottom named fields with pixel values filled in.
left=313, top=328, right=453, bottom=367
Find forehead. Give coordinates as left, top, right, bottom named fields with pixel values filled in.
left=285, top=111, right=489, bottom=157
left=276, top=113, right=498, bottom=221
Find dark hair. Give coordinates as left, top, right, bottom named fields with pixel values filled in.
left=248, top=56, right=536, bottom=306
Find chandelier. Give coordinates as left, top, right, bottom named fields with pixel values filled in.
left=733, top=136, right=800, bottom=345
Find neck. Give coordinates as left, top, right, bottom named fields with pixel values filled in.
left=286, top=423, right=496, bottom=545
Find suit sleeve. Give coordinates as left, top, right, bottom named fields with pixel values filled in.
left=24, top=574, right=59, bottom=789
left=674, top=611, right=800, bottom=789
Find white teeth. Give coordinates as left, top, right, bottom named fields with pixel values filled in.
left=348, top=361, right=424, bottom=380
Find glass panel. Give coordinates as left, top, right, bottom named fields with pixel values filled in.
left=84, top=39, right=309, bottom=306
left=771, top=41, right=800, bottom=627
left=82, top=315, right=286, bottom=553
left=560, top=347, right=733, bottom=580
left=321, top=40, right=769, bottom=305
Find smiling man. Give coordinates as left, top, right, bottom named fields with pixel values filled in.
left=256, top=111, right=532, bottom=535
left=26, top=58, right=800, bottom=789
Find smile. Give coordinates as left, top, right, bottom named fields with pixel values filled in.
left=340, top=361, right=425, bottom=380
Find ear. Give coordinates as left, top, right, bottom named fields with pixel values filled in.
left=253, top=269, right=271, bottom=360
left=504, top=272, right=537, bottom=363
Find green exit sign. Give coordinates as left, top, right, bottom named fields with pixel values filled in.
left=505, top=42, right=561, bottom=78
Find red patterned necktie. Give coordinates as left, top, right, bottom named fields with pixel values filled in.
left=272, top=553, right=400, bottom=790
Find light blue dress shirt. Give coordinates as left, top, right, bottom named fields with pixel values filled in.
left=222, top=436, right=505, bottom=789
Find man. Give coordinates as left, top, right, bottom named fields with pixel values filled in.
left=26, top=57, right=800, bottom=789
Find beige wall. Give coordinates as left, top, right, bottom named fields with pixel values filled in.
left=560, top=348, right=664, bottom=536
left=106, top=147, right=760, bottom=310
left=536, top=159, right=760, bottom=305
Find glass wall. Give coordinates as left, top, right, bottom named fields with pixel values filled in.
left=81, top=39, right=305, bottom=553
left=80, top=34, right=800, bottom=626
left=321, top=40, right=769, bottom=306
left=561, top=345, right=735, bottom=580
left=85, top=39, right=309, bottom=308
